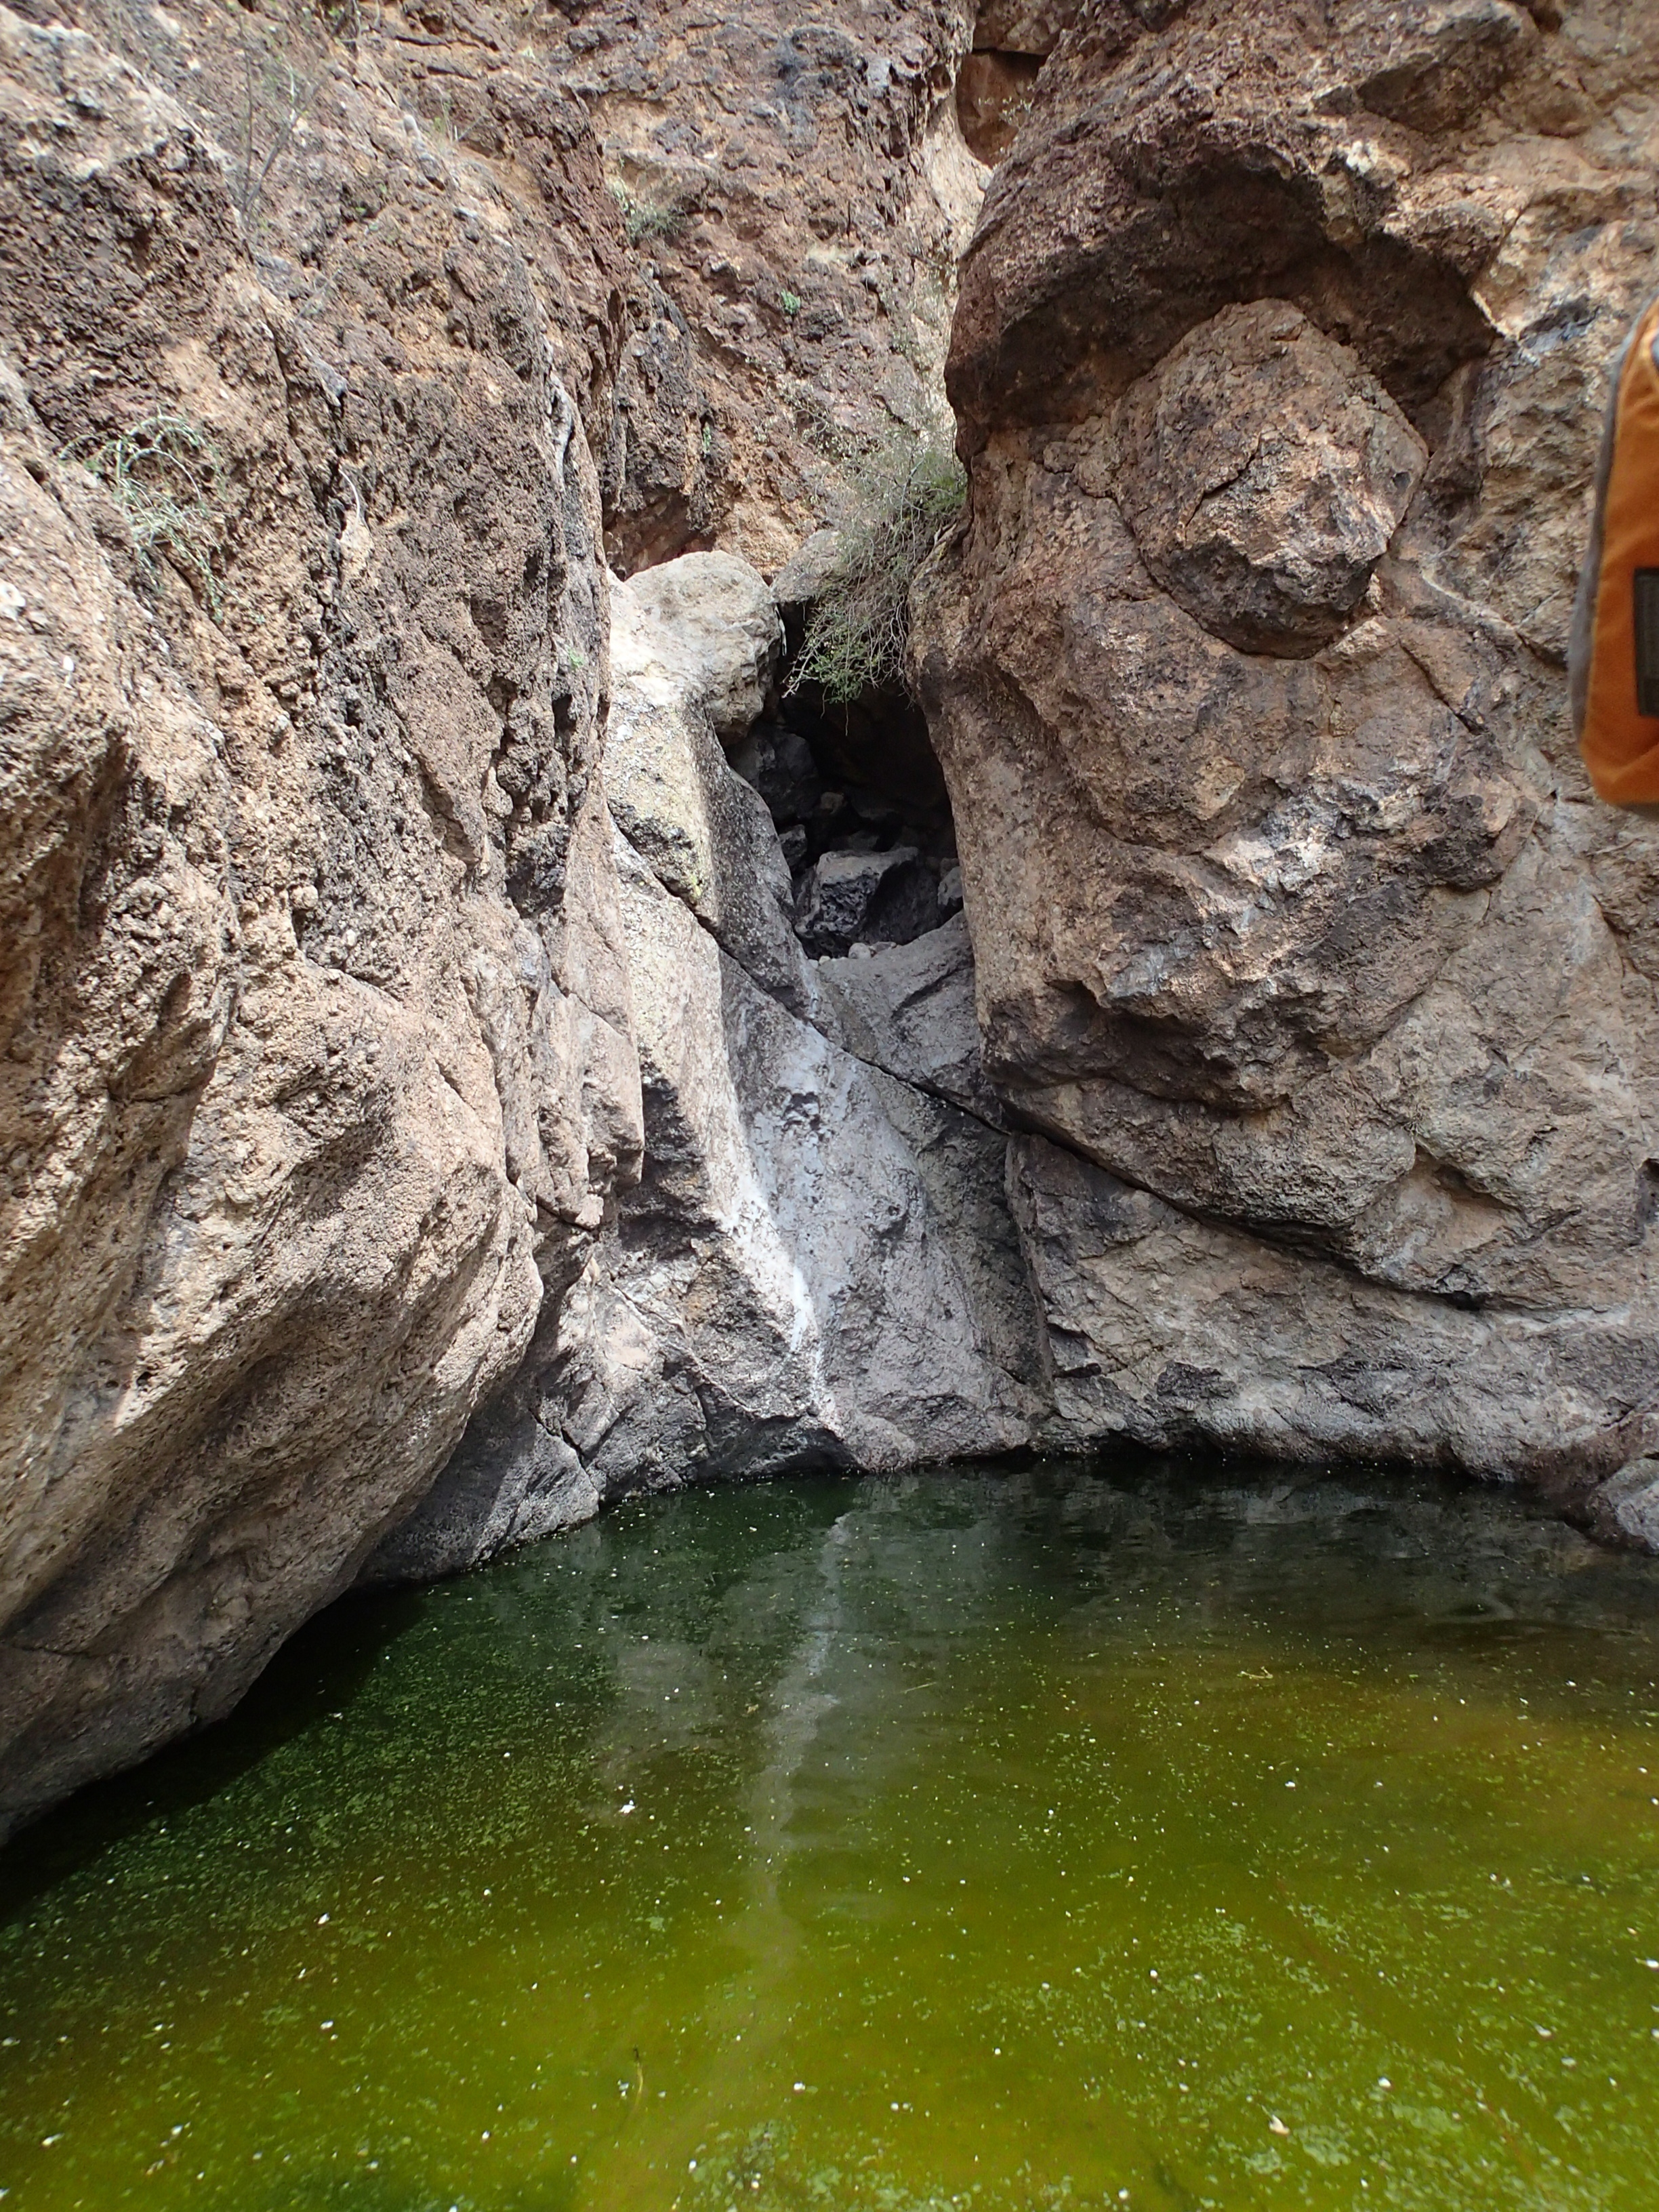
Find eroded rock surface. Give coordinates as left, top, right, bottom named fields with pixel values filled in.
left=535, top=0, right=987, bottom=573
left=914, top=0, right=1659, bottom=1499
left=0, top=0, right=1012, bottom=1835
left=379, top=554, right=1043, bottom=1578
left=9, top=0, right=1659, bottom=1844
left=1116, top=302, right=1427, bottom=658
left=0, top=0, right=647, bottom=1835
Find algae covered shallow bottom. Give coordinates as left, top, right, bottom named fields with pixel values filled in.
left=5, top=1459, right=1659, bottom=2211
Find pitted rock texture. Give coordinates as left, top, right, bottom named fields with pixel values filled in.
left=538, top=0, right=987, bottom=572
left=958, top=0, right=1076, bottom=163
left=1115, top=302, right=1427, bottom=657
left=0, top=0, right=644, bottom=1836
left=0, top=0, right=1003, bottom=1835
left=913, top=0, right=1659, bottom=1498
left=10, top=0, right=1659, bottom=1850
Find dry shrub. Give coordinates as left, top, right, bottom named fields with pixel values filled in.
left=787, top=432, right=966, bottom=705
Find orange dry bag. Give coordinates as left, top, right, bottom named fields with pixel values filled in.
left=1571, top=298, right=1659, bottom=808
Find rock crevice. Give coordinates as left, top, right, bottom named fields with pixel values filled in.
left=5, top=0, right=1659, bottom=1840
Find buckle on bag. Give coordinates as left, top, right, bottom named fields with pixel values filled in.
left=1638, top=570, right=1659, bottom=718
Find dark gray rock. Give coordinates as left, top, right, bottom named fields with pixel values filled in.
left=867, top=857, right=943, bottom=947
left=794, top=847, right=939, bottom=956
left=809, top=914, right=1004, bottom=1126
left=729, top=722, right=823, bottom=827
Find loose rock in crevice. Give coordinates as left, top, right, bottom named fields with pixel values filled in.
left=956, top=0, right=1078, bottom=163
left=731, top=600, right=962, bottom=961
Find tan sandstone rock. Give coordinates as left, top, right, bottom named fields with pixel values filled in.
left=0, top=0, right=642, bottom=1835
left=914, top=0, right=1659, bottom=1503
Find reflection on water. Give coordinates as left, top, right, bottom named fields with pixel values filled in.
left=3, top=1454, right=1659, bottom=2210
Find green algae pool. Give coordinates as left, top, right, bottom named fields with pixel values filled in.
left=5, top=1458, right=1659, bottom=2212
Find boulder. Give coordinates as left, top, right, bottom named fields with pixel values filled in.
left=914, top=0, right=1659, bottom=1504
left=770, top=529, right=846, bottom=622
left=808, top=914, right=1004, bottom=1126
left=1115, top=302, right=1427, bottom=657
left=794, top=848, right=940, bottom=956
left=543, top=840, right=1041, bottom=1493
left=618, top=551, right=784, bottom=745
left=605, top=561, right=811, bottom=1014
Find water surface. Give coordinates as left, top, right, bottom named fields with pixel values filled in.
left=4, top=1456, right=1659, bottom=2210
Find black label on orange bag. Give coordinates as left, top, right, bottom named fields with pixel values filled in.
left=1637, top=570, right=1659, bottom=718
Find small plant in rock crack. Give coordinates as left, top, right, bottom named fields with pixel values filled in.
left=607, top=179, right=684, bottom=247
left=60, top=411, right=227, bottom=614
left=780, top=288, right=802, bottom=317
left=231, top=27, right=319, bottom=233
left=787, top=429, right=966, bottom=706
left=422, top=94, right=461, bottom=149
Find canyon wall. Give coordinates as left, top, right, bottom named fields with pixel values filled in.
left=914, top=0, right=1659, bottom=1524
left=0, top=0, right=651, bottom=1832
left=535, top=0, right=984, bottom=571
left=0, top=0, right=986, bottom=1835
left=5, top=0, right=1659, bottom=1838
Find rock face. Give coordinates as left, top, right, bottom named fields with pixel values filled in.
left=376, top=550, right=1042, bottom=1580
left=957, top=0, right=1076, bottom=163
left=1115, top=301, right=1427, bottom=657
left=535, top=0, right=987, bottom=573
left=8, top=0, right=1659, bottom=1844
left=914, top=0, right=1659, bottom=1499
left=0, top=0, right=1001, bottom=1835
left=0, top=0, right=649, bottom=1836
